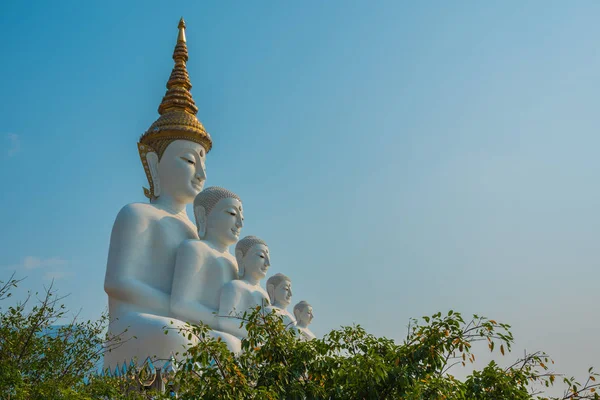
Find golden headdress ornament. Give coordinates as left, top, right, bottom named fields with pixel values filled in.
left=138, top=18, right=212, bottom=199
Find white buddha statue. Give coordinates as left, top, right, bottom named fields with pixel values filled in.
left=266, top=273, right=296, bottom=327
left=293, top=301, right=316, bottom=341
left=218, top=236, right=271, bottom=339
left=103, top=18, right=212, bottom=368
left=170, top=187, right=245, bottom=353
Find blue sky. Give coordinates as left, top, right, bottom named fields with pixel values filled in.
left=1, top=0, right=599, bottom=389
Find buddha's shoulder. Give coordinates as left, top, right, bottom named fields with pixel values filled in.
left=226, top=279, right=246, bottom=290
left=179, top=240, right=235, bottom=261
left=222, top=280, right=247, bottom=295
left=115, top=203, right=162, bottom=222
left=177, top=238, right=211, bottom=253
left=110, top=204, right=163, bottom=234
left=254, top=286, right=269, bottom=297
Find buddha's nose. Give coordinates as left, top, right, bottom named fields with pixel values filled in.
left=196, top=163, right=207, bottom=181
left=236, top=217, right=243, bottom=228
left=265, top=255, right=271, bottom=266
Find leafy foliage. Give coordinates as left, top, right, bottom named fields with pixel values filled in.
left=172, top=308, right=599, bottom=400
left=1, top=274, right=598, bottom=399
left=0, top=274, right=130, bottom=399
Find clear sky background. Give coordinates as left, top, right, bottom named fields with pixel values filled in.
left=1, top=0, right=599, bottom=391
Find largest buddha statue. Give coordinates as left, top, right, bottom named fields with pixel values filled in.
left=103, top=18, right=211, bottom=369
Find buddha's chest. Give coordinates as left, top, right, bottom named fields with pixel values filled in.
left=199, top=255, right=238, bottom=308
left=204, top=254, right=238, bottom=284
left=247, top=288, right=269, bottom=309
left=152, top=216, right=198, bottom=251
left=144, top=216, right=197, bottom=289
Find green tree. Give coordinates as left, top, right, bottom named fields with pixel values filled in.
left=173, top=309, right=599, bottom=400
left=1, top=273, right=598, bottom=400
left=0, top=274, right=145, bottom=399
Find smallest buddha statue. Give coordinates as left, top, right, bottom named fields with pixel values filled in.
left=218, top=236, right=271, bottom=339
left=266, top=273, right=295, bottom=327
left=293, top=301, right=316, bottom=341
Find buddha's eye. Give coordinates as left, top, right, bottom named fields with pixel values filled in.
left=259, top=255, right=265, bottom=259
left=181, top=157, right=195, bottom=165
left=228, top=211, right=236, bottom=216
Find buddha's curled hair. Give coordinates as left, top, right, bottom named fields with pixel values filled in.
left=194, top=187, right=241, bottom=216
left=236, top=236, right=268, bottom=258
left=267, top=273, right=291, bottom=290
left=294, top=300, right=311, bottom=315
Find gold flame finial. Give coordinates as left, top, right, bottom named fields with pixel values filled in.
left=178, top=17, right=186, bottom=42
left=158, top=17, right=195, bottom=115
left=137, top=18, right=213, bottom=199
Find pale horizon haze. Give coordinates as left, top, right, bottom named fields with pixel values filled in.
left=1, top=1, right=599, bottom=393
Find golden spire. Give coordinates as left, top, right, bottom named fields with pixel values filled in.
left=157, top=18, right=198, bottom=116
left=138, top=18, right=213, bottom=199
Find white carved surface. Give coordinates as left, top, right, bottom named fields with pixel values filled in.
left=104, top=140, right=315, bottom=368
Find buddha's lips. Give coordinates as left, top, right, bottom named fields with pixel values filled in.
left=191, top=181, right=203, bottom=190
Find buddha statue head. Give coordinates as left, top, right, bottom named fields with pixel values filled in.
left=139, top=140, right=207, bottom=205
left=137, top=18, right=212, bottom=202
left=193, top=187, right=243, bottom=247
left=293, top=301, right=314, bottom=328
left=266, top=273, right=292, bottom=309
left=235, top=236, right=270, bottom=282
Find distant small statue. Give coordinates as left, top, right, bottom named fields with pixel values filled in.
left=293, top=301, right=315, bottom=341
left=218, top=236, right=271, bottom=339
left=266, top=273, right=295, bottom=327
left=170, top=186, right=245, bottom=352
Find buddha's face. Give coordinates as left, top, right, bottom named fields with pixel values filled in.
left=243, top=244, right=270, bottom=281
left=156, top=140, right=206, bottom=204
left=274, top=280, right=293, bottom=308
left=297, top=306, right=313, bottom=326
left=206, top=198, right=244, bottom=246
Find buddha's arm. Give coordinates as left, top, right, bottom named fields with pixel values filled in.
left=218, top=284, right=246, bottom=338
left=270, top=308, right=295, bottom=328
left=283, top=310, right=297, bottom=327
left=104, top=205, right=170, bottom=315
left=170, top=241, right=218, bottom=328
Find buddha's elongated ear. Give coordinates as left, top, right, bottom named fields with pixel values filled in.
left=146, top=152, right=161, bottom=198
left=194, top=205, right=207, bottom=238
left=267, top=283, right=275, bottom=304
left=293, top=307, right=301, bottom=321
left=235, top=249, right=244, bottom=278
